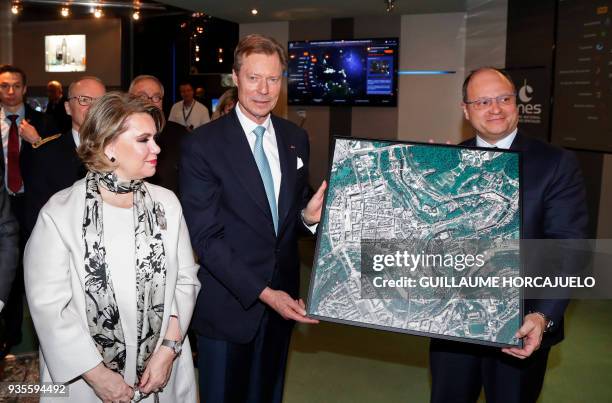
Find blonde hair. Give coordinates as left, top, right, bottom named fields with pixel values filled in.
left=211, top=87, right=238, bottom=120
left=78, top=92, right=164, bottom=172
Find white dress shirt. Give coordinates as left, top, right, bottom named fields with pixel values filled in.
left=235, top=102, right=281, bottom=204
left=72, top=128, right=80, bottom=148
left=476, top=129, right=518, bottom=150
left=168, top=100, right=210, bottom=130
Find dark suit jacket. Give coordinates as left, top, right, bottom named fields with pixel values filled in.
left=45, top=96, right=71, bottom=133
left=1, top=104, right=58, bottom=174
left=22, top=128, right=84, bottom=237
left=149, top=121, right=189, bottom=195
left=462, top=133, right=588, bottom=347
left=0, top=163, right=18, bottom=305
left=0, top=105, right=58, bottom=237
left=180, top=109, right=311, bottom=343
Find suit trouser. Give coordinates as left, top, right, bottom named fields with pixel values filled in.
left=197, top=308, right=294, bottom=403
left=2, top=194, right=26, bottom=347
left=430, top=339, right=550, bottom=403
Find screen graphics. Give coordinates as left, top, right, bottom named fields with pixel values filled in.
left=288, top=38, right=398, bottom=106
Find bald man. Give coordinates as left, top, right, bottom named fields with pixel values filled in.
left=45, top=80, right=71, bottom=132
left=24, top=76, right=106, bottom=235
left=429, top=67, right=588, bottom=403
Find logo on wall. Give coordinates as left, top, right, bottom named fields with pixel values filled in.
left=517, top=79, right=542, bottom=124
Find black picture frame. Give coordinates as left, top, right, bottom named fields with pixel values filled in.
left=306, top=136, right=524, bottom=348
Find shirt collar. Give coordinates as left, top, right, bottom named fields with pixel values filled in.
left=1, top=104, right=26, bottom=123
left=476, top=128, right=518, bottom=150
left=235, top=101, right=271, bottom=136
left=72, top=128, right=80, bottom=148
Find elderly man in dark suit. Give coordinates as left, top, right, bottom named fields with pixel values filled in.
left=429, top=67, right=588, bottom=403
left=22, top=76, right=105, bottom=239
left=180, top=34, right=325, bottom=403
left=0, top=64, right=59, bottom=356
left=129, top=74, right=188, bottom=195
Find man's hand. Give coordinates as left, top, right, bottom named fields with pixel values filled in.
left=18, top=119, right=42, bottom=144
left=501, top=313, right=547, bottom=359
left=259, top=287, right=319, bottom=324
left=302, top=181, right=327, bottom=226
left=138, top=345, right=176, bottom=394
left=82, top=362, right=134, bottom=403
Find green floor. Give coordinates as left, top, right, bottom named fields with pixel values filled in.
left=283, top=239, right=612, bottom=403
left=9, top=238, right=612, bottom=402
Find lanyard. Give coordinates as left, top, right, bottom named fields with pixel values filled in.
left=182, top=101, right=195, bottom=126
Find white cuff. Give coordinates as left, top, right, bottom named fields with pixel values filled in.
left=301, top=210, right=318, bottom=234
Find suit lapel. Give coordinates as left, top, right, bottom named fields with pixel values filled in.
left=273, top=117, right=296, bottom=236
left=510, top=132, right=525, bottom=151
left=222, top=110, right=274, bottom=226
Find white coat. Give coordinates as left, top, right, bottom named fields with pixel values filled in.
left=24, top=179, right=200, bottom=402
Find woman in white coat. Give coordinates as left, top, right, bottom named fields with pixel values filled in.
left=24, top=92, right=200, bottom=403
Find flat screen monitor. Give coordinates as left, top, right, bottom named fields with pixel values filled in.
left=288, top=38, right=399, bottom=106
left=45, top=34, right=86, bottom=72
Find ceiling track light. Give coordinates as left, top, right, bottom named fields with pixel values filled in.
left=11, top=1, right=22, bottom=15
left=60, top=6, right=70, bottom=17
left=385, top=0, right=396, bottom=13
left=93, top=7, right=103, bottom=18
left=132, top=10, right=140, bottom=20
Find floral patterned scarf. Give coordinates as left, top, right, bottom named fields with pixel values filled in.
left=83, top=171, right=167, bottom=379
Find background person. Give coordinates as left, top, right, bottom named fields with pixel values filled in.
left=25, top=92, right=200, bottom=402
left=45, top=80, right=71, bottom=133
left=24, top=76, right=106, bottom=241
left=0, top=161, right=18, bottom=315
left=210, top=87, right=237, bottom=120
left=129, top=75, right=188, bottom=195
left=168, top=81, right=209, bottom=131
left=0, top=64, right=59, bottom=357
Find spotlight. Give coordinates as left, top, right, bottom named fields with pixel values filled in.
left=196, top=26, right=204, bottom=34
left=218, top=58, right=223, bottom=63
left=251, top=8, right=258, bottom=15
left=93, top=8, right=103, bottom=18
left=384, top=0, right=395, bottom=13
left=195, top=57, right=200, bottom=62
left=218, top=48, right=223, bottom=53
left=60, top=7, right=70, bottom=17
left=132, top=11, right=140, bottom=20
left=11, top=4, right=20, bottom=15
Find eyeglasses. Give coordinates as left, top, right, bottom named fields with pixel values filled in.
left=68, top=95, right=97, bottom=106
left=464, top=94, right=517, bottom=110
left=137, top=94, right=163, bottom=103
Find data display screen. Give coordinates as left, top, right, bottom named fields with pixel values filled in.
left=288, top=38, right=399, bottom=106
left=551, top=0, right=611, bottom=152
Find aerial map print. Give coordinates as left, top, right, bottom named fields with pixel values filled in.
left=307, top=138, right=522, bottom=347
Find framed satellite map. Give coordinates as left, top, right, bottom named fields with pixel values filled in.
left=307, top=137, right=523, bottom=347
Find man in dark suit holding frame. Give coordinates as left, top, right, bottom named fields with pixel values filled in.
left=180, top=34, right=325, bottom=403
left=429, top=67, right=588, bottom=403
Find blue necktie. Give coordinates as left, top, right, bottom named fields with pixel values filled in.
left=253, top=126, right=278, bottom=234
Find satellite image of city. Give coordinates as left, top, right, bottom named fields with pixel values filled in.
left=307, top=138, right=522, bottom=346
